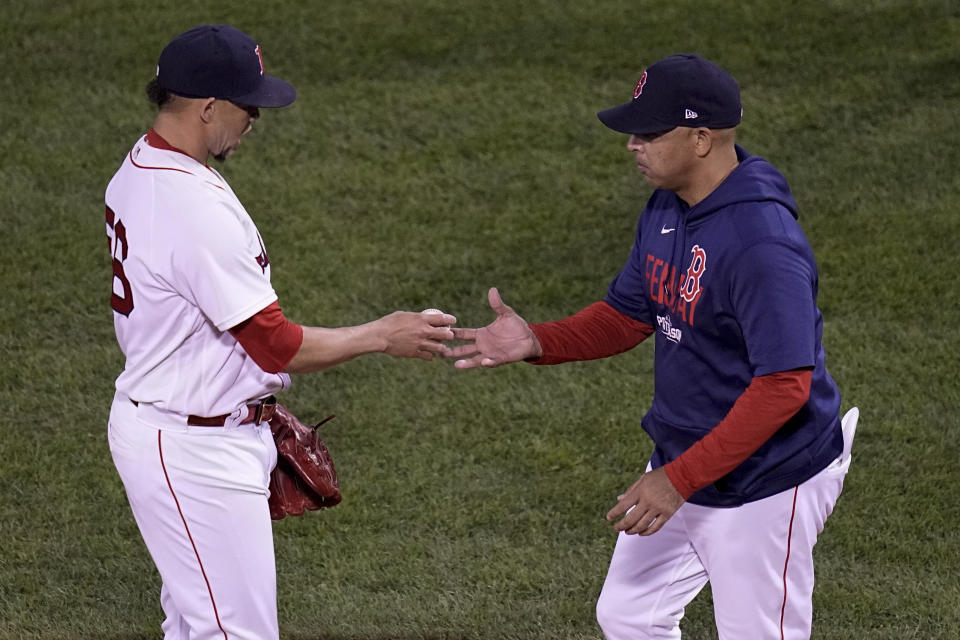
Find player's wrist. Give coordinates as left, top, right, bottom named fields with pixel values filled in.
left=357, top=319, right=390, bottom=354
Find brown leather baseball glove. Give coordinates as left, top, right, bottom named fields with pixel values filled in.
left=267, top=404, right=341, bottom=520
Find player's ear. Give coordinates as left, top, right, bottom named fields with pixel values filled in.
left=199, top=98, right=218, bottom=124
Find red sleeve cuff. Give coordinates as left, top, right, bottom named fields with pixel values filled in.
left=528, top=301, right=653, bottom=365
left=664, top=368, right=813, bottom=499
left=229, top=301, right=304, bottom=374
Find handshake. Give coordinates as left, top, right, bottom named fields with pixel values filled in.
left=387, top=287, right=542, bottom=369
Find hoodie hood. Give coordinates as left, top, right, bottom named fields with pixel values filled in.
left=686, top=145, right=799, bottom=224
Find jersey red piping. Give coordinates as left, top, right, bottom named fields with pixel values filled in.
left=779, top=486, right=799, bottom=639
left=134, top=130, right=226, bottom=189
left=129, top=149, right=194, bottom=175
left=128, top=149, right=226, bottom=191
left=146, top=128, right=196, bottom=159
left=158, top=431, right=229, bottom=640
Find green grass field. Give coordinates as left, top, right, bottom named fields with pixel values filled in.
left=2, top=0, right=959, bottom=638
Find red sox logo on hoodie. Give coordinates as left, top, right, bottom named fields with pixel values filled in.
left=680, top=245, right=706, bottom=306
left=646, top=244, right=707, bottom=339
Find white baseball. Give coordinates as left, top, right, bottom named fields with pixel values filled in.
left=422, top=308, right=453, bottom=329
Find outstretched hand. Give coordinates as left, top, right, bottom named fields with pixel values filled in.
left=444, top=287, right=541, bottom=369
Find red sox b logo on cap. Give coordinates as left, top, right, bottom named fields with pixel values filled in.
left=633, top=71, right=648, bottom=99
left=255, top=44, right=265, bottom=75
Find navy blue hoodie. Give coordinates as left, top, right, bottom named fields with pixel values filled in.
left=605, top=145, right=843, bottom=507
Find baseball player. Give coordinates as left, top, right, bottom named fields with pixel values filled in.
left=104, top=25, right=455, bottom=640
left=446, top=54, right=855, bottom=639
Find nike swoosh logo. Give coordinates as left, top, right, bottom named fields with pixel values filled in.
left=661, top=226, right=676, bottom=234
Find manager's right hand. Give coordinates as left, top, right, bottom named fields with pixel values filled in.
left=444, top=287, right=542, bottom=369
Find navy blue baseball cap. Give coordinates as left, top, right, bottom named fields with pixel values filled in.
left=597, top=54, right=741, bottom=134
left=157, top=25, right=296, bottom=108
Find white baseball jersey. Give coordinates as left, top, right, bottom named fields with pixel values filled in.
left=105, top=132, right=290, bottom=418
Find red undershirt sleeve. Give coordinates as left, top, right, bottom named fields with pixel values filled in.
left=663, top=368, right=813, bottom=499
left=228, top=301, right=304, bottom=374
left=527, top=301, right=654, bottom=365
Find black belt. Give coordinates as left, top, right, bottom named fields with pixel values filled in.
left=130, top=396, right=277, bottom=426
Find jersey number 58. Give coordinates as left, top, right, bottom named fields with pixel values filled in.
left=105, top=205, right=134, bottom=316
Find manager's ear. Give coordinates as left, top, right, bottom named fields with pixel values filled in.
left=698, top=126, right=737, bottom=158
left=694, top=127, right=714, bottom=158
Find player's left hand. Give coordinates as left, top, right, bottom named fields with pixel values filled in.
left=606, top=466, right=685, bottom=536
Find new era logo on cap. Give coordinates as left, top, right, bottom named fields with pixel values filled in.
left=685, top=109, right=698, bottom=119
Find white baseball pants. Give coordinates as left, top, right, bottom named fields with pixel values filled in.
left=108, top=393, right=279, bottom=640
left=596, top=453, right=851, bottom=640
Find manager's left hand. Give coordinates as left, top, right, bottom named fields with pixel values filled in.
left=606, top=466, right=685, bottom=535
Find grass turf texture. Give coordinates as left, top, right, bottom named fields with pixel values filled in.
left=2, top=0, right=958, bottom=638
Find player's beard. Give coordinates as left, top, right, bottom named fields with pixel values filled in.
left=213, top=144, right=237, bottom=163
left=212, top=140, right=239, bottom=163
